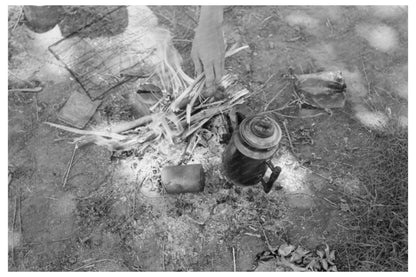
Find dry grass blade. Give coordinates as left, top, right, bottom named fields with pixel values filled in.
left=225, top=44, right=250, bottom=58
left=45, top=122, right=126, bottom=140
left=273, top=111, right=327, bottom=119
left=62, top=144, right=78, bottom=188
left=170, top=73, right=205, bottom=112
left=108, top=114, right=154, bottom=133
left=151, top=28, right=194, bottom=97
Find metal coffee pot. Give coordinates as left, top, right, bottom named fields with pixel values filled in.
left=222, top=114, right=282, bottom=193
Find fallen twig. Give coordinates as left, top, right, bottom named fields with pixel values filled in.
left=259, top=223, right=278, bottom=252
left=261, top=15, right=274, bottom=26
left=264, top=82, right=289, bottom=111
left=301, top=165, right=332, bottom=182
left=244, top=232, right=261, bottom=238
left=248, top=226, right=258, bottom=231
left=8, top=87, right=43, bottom=93
left=326, top=18, right=335, bottom=34
left=73, top=259, right=116, bottom=271
left=332, top=160, right=354, bottom=168
left=261, top=73, right=276, bottom=89
left=34, top=94, right=39, bottom=121
left=12, top=6, right=23, bottom=32
left=172, top=38, right=193, bottom=43
left=18, top=188, right=23, bottom=235
left=26, top=235, right=75, bottom=245
left=11, top=197, right=17, bottom=265
left=273, top=111, right=327, bottom=119
left=282, top=120, right=295, bottom=154
left=255, top=100, right=297, bottom=117
left=62, top=144, right=78, bottom=188
left=232, top=247, right=237, bottom=272
left=162, top=242, right=166, bottom=271
left=285, top=36, right=303, bottom=42
left=322, top=197, right=337, bottom=207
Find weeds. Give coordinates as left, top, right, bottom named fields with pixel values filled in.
left=336, top=128, right=408, bottom=271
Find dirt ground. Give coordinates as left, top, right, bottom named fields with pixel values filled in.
left=8, top=6, right=407, bottom=271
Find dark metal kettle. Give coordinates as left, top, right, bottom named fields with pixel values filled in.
left=222, top=114, right=282, bottom=193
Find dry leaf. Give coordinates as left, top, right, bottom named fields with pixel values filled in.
left=306, top=258, right=320, bottom=271
left=278, top=243, right=296, bottom=257
left=255, top=260, right=277, bottom=272
left=329, top=265, right=337, bottom=272
left=316, top=250, right=325, bottom=259
left=290, top=246, right=310, bottom=263
left=329, top=249, right=336, bottom=261
left=321, top=259, right=329, bottom=271
left=295, top=246, right=310, bottom=256
left=275, top=266, right=286, bottom=272
left=289, top=252, right=303, bottom=263
left=324, top=244, right=330, bottom=257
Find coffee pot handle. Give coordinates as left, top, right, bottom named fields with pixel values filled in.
left=261, top=161, right=282, bottom=193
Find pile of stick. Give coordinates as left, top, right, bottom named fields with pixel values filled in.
left=46, top=44, right=250, bottom=152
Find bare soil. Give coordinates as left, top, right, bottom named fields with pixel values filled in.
left=8, top=5, right=407, bottom=271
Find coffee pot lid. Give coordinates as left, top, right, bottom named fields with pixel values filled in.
left=239, top=115, right=282, bottom=150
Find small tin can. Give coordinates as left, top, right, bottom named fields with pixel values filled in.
left=161, top=164, right=205, bottom=194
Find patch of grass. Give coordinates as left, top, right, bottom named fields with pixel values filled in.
left=336, top=128, right=408, bottom=271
